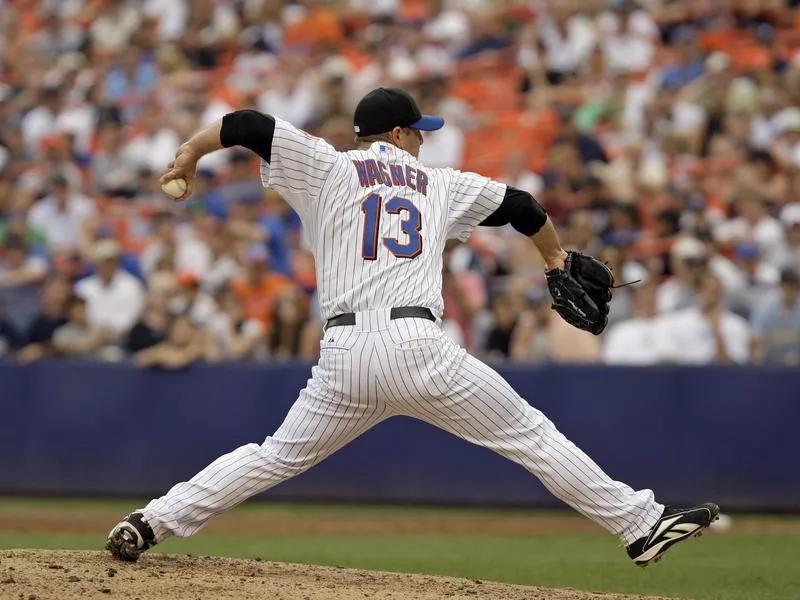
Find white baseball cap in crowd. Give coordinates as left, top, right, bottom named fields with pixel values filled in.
left=774, top=107, right=800, bottom=134
left=780, top=203, right=800, bottom=227
left=93, top=239, right=121, bottom=262
left=705, top=52, right=731, bottom=74
left=671, top=236, right=708, bottom=260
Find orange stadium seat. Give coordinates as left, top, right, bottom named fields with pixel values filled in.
left=283, top=6, right=345, bottom=49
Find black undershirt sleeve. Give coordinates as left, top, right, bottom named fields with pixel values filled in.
left=220, top=110, right=276, bottom=163
left=479, top=186, right=548, bottom=236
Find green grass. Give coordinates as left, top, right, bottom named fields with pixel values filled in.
left=0, top=500, right=798, bottom=600
left=0, top=497, right=566, bottom=519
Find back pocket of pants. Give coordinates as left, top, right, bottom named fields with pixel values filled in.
left=388, top=321, right=441, bottom=352
left=393, top=337, right=439, bottom=352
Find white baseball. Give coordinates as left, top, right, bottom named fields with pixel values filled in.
left=161, top=178, right=188, bottom=198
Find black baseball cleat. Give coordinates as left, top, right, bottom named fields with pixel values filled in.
left=626, top=503, right=720, bottom=567
left=105, top=512, right=157, bottom=562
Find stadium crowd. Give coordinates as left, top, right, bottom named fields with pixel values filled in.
left=2, top=0, right=800, bottom=367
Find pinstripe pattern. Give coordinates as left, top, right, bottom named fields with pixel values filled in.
left=142, top=312, right=661, bottom=546
left=140, top=119, right=663, bottom=548
left=260, top=122, right=505, bottom=322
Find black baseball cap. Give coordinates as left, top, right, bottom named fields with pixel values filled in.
left=353, top=88, right=445, bottom=137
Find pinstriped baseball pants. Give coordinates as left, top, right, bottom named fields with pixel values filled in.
left=142, top=309, right=663, bottom=545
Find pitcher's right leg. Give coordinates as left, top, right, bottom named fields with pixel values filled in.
left=107, top=344, right=391, bottom=560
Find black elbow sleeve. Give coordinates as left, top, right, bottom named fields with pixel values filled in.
left=220, top=110, right=276, bottom=162
left=480, top=186, right=547, bottom=236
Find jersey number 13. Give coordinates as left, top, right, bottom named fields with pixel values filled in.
left=360, top=193, right=422, bottom=260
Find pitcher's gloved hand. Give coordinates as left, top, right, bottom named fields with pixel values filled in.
left=545, top=251, right=613, bottom=335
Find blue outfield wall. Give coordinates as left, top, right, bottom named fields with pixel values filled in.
left=0, top=360, right=798, bottom=511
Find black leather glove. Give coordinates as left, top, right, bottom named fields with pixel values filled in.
left=545, top=251, right=613, bottom=335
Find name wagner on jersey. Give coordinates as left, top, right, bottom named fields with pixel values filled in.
left=352, top=158, right=429, bottom=196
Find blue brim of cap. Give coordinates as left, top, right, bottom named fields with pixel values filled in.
left=410, top=115, right=445, bottom=131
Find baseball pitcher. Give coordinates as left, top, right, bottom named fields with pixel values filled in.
left=106, top=88, right=718, bottom=567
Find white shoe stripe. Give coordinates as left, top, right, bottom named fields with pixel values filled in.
left=636, top=525, right=703, bottom=562
left=651, top=515, right=683, bottom=541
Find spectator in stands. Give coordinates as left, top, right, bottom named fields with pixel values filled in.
left=0, top=301, right=23, bottom=358
left=122, top=102, right=180, bottom=174
left=180, top=0, right=239, bottom=69
left=171, top=272, right=217, bottom=326
left=135, top=313, right=219, bottom=369
left=715, top=195, right=787, bottom=266
left=4, top=0, right=800, bottom=369
left=654, top=275, right=750, bottom=364
left=17, top=276, right=70, bottom=363
left=597, top=244, right=646, bottom=325
left=268, top=287, right=310, bottom=361
left=751, top=267, right=800, bottom=365
left=146, top=254, right=179, bottom=298
left=0, top=234, right=47, bottom=289
left=457, top=8, right=511, bottom=60
left=509, top=284, right=553, bottom=362
left=140, top=211, right=211, bottom=279
left=33, top=8, right=85, bottom=57
left=191, top=168, right=227, bottom=220
left=564, top=209, right=603, bottom=256
left=602, top=204, right=642, bottom=247
left=317, top=115, right=358, bottom=151
left=74, top=240, right=145, bottom=341
left=441, top=240, right=486, bottom=349
left=738, top=149, right=788, bottom=206
left=558, top=109, right=610, bottom=165
left=418, top=85, right=467, bottom=169
left=602, top=283, right=661, bottom=365
left=38, top=133, right=85, bottom=191
left=658, top=236, right=709, bottom=313
left=89, top=0, right=142, bottom=54
left=727, top=241, right=780, bottom=319
left=52, top=296, right=110, bottom=359
left=778, top=203, right=800, bottom=268
left=308, top=71, right=351, bottom=129
left=54, top=64, right=99, bottom=158
left=418, top=125, right=465, bottom=169
left=500, top=152, right=543, bottom=197
left=539, top=2, right=596, bottom=85
left=103, top=48, right=159, bottom=109
left=216, top=150, right=263, bottom=206
left=260, top=189, right=294, bottom=277
left=659, top=25, right=705, bottom=90
left=27, top=173, right=96, bottom=254
left=92, top=118, right=138, bottom=196
left=484, top=293, right=520, bottom=360
left=139, top=211, right=179, bottom=280
left=258, top=69, right=316, bottom=129
left=231, top=243, right=294, bottom=330
left=600, top=0, right=657, bottom=74
left=21, top=83, right=62, bottom=156
left=126, top=294, right=170, bottom=354
left=208, top=289, right=265, bottom=361
left=202, top=226, right=241, bottom=294
left=547, top=139, right=596, bottom=196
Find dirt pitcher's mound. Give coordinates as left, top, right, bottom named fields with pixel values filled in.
left=0, top=550, right=667, bottom=600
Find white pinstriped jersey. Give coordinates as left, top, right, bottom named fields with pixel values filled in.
left=260, top=118, right=506, bottom=321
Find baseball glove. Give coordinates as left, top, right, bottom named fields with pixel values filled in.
left=545, top=251, right=613, bottom=335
